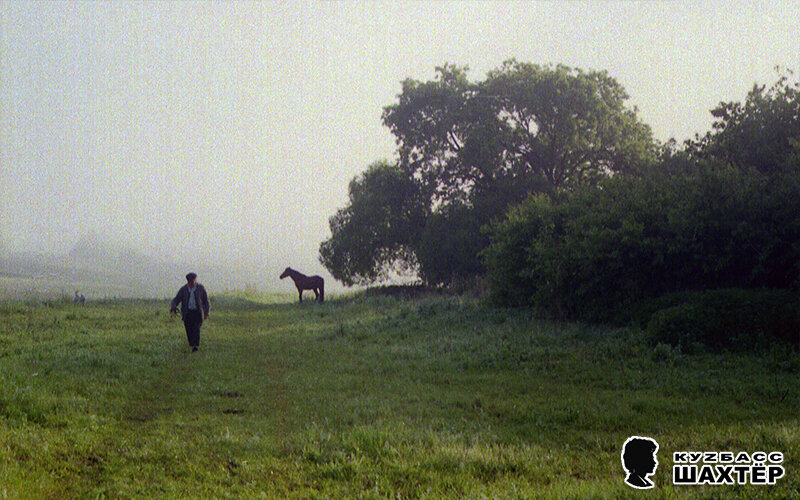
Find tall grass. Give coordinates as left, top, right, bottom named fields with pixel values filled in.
left=1, top=294, right=798, bottom=498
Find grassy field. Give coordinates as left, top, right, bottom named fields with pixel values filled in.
left=1, top=292, right=799, bottom=498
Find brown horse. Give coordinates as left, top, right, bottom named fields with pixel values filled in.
left=280, top=267, right=324, bottom=303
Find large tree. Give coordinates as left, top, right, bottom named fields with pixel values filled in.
left=382, top=60, right=656, bottom=207
left=322, top=61, right=656, bottom=286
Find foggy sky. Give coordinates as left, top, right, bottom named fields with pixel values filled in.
left=2, top=1, right=798, bottom=285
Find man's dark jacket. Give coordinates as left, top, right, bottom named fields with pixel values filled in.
left=170, top=284, right=210, bottom=323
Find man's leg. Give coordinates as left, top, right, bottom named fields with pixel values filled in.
left=184, top=311, right=201, bottom=350
left=183, top=317, right=192, bottom=345
left=190, top=314, right=200, bottom=350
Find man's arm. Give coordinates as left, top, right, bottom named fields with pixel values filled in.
left=200, top=285, right=210, bottom=319
left=170, top=287, right=184, bottom=314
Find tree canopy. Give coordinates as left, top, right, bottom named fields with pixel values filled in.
left=382, top=60, right=656, bottom=207
left=484, top=70, right=800, bottom=329
left=689, top=71, right=800, bottom=173
left=320, top=60, right=656, bottom=287
left=318, top=161, right=427, bottom=286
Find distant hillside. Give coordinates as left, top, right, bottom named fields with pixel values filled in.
left=0, top=235, right=283, bottom=300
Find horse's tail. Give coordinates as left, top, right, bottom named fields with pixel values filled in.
left=319, top=279, right=324, bottom=303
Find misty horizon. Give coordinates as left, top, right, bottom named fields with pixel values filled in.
left=0, top=231, right=344, bottom=299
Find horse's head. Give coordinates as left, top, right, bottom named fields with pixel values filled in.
left=279, top=267, right=292, bottom=279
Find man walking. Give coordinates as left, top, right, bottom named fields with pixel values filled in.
left=170, top=272, right=210, bottom=352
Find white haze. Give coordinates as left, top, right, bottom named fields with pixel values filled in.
left=1, top=1, right=798, bottom=295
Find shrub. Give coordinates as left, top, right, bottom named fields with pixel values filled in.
left=485, top=167, right=800, bottom=322
left=645, top=288, right=800, bottom=351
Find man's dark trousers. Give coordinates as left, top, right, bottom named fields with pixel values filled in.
left=184, top=309, right=202, bottom=348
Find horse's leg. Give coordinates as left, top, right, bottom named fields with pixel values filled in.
left=297, top=287, right=303, bottom=303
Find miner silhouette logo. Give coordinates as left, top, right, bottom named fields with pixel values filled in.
left=622, top=436, right=659, bottom=489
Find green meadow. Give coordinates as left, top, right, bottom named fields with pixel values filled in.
left=1, top=293, right=799, bottom=498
